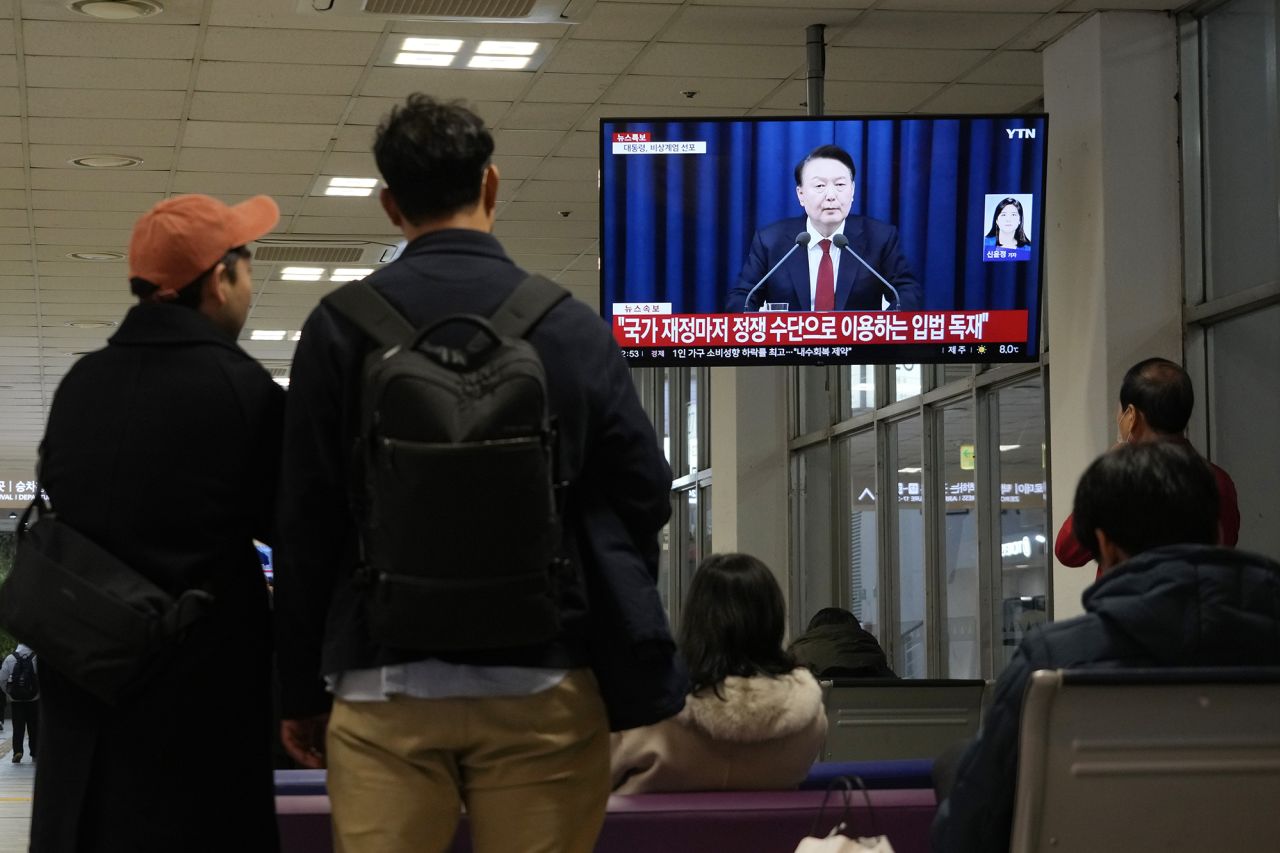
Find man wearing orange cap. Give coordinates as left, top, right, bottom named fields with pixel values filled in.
left=30, top=194, right=285, bottom=852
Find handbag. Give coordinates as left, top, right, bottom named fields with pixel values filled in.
left=794, top=777, right=896, bottom=853
left=0, top=489, right=212, bottom=706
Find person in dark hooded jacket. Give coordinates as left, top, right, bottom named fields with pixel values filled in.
left=788, top=607, right=897, bottom=678
left=933, top=440, right=1280, bottom=853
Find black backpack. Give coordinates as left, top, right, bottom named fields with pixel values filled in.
left=323, top=274, right=571, bottom=653
left=7, top=651, right=37, bottom=701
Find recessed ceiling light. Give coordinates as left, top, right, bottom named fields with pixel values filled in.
left=64, top=321, right=118, bottom=329
left=402, top=37, right=464, bottom=53
left=477, top=41, right=538, bottom=56
left=68, top=0, right=163, bottom=19
left=250, top=330, right=288, bottom=341
left=322, top=177, right=378, bottom=198
left=394, top=52, right=454, bottom=68
left=468, top=56, right=531, bottom=70
left=281, top=267, right=325, bottom=282
left=66, top=251, right=126, bottom=261
left=69, top=154, right=144, bottom=169
left=330, top=268, right=374, bottom=282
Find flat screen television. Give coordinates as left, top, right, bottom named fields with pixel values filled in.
left=599, top=113, right=1048, bottom=366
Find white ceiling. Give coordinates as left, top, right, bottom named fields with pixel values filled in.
left=0, top=0, right=1185, bottom=476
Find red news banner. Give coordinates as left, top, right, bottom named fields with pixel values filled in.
left=613, top=310, right=1028, bottom=349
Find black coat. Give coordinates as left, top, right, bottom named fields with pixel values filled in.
left=932, top=545, right=1280, bottom=853
left=274, top=229, right=684, bottom=728
left=34, top=303, right=284, bottom=853
left=788, top=622, right=897, bottom=678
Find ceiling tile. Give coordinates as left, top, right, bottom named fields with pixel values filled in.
left=32, top=210, right=135, bottom=230
left=524, top=73, right=615, bottom=104
left=289, top=217, right=396, bottom=237
left=26, top=87, right=185, bottom=120
left=761, top=79, right=942, bottom=112
left=30, top=169, right=170, bottom=193
left=196, top=61, right=364, bottom=95
left=0, top=226, right=28, bottom=243
left=492, top=130, right=566, bottom=158
left=0, top=56, right=15, bottom=87
left=31, top=191, right=164, bottom=212
left=345, top=96, right=404, bottom=127
left=605, top=75, right=781, bottom=108
left=24, top=56, right=191, bottom=90
left=916, top=82, right=1044, bottom=112
left=29, top=117, right=180, bottom=147
left=530, top=157, right=597, bottom=182
left=181, top=121, right=336, bottom=151
left=500, top=236, right=597, bottom=255
left=1009, top=13, right=1086, bottom=50
left=500, top=102, right=592, bottom=132
left=632, top=43, right=801, bottom=78
left=28, top=144, right=173, bottom=170
left=190, top=92, right=350, bottom=124
left=32, top=228, right=133, bottom=247
left=494, top=218, right=599, bottom=239
left=362, top=67, right=533, bottom=101
left=880, top=0, right=1059, bottom=10
left=0, top=117, right=17, bottom=143
left=202, top=27, right=381, bottom=65
left=208, top=3, right=386, bottom=30
left=333, top=125, right=377, bottom=153
left=170, top=172, right=315, bottom=197
left=0, top=143, right=20, bottom=168
left=963, top=50, right=1044, bottom=85
left=22, top=21, right=199, bottom=59
left=0, top=88, right=17, bottom=116
left=0, top=209, right=25, bottom=226
left=827, top=47, right=989, bottom=83
left=22, top=0, right=203, bottom=23
left=321, top=151, right=379, bottom=177
left=177, top=148, right=325, bottom=175
left=511, top=180, right=599, bottom=203
left=491, top=155, right=545, bottom=181
left=557, top=131, right=601, bottom=158
left=835, top=11, right=1042, bottom=50
left=573, top=3, right=682, bottom=41
left=295, top=196, right=385, bottom=219
left=663, top=6, right=865, bottom=45
left=546, top=40, right=646, bottom=75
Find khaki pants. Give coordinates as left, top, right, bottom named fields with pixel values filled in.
left=326, top=668, right=610, bottom=853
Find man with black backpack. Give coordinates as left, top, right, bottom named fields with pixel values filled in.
left=275, top=94, right=683, bottom=853
left=1, top=644, right=38, bottom=763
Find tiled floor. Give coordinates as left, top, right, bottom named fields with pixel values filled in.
left=0, top=724, right=34, bottom=852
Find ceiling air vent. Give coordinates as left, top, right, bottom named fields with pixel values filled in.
left=250, top=239, right=401, bottom=265
left=298, top=0, right=594, bottom=24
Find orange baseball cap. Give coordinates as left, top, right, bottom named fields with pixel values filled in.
left=128, top=194, right=280, bottom=294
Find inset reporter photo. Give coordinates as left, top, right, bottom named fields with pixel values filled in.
left=982, top=194, right=1034, bottom=262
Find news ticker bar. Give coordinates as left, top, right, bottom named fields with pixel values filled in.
left=613, top=310, right=1028, bottom=349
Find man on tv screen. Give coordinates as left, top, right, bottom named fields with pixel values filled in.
left=725, top=144, right=922, bottom=313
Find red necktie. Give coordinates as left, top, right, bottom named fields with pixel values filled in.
left=815, top=238, right=835, bottom=311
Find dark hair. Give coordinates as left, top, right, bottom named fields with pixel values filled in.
left=129, top=246, right=250, bottom=307
left=1119, top=357, right=1194, bottom=434
left=794, top=144, right=856, bottom=186
left=985, top=198, right=1032, bottom=247
left=373, top=93, right=495, bottom=224
left=1072, top=440, right=1219, bottom=561
left=679, top=553, right=795, bottom=695
left=807, top=607, right=861, bottom=631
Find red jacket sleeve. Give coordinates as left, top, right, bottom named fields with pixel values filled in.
left=1053, top=513, right=1094, bottom=568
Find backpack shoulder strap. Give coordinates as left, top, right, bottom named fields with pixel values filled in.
left=321, top=280, right=416, bottom=347
left=489, top=274, right=570, bottom=340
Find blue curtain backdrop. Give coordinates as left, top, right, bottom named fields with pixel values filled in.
left=601, top=115, right=1047, bottom=348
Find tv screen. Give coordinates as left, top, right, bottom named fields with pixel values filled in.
left=599, top=113, right=1048, bottom=366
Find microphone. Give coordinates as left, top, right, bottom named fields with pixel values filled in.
left=743, top=231, right=810, bottom=311
left=832, top=233, right=901, bottom=310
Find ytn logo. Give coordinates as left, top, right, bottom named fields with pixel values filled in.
left=1006, top=128, right=1036, bottom=140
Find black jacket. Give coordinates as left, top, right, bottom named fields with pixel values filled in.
left=35, top=303, right=284, bottom=853
left=932, top=545, right=1280, bottom=853
left=788, top=622, right=897, bottom=678
left=274, top=229, right=684, bottom=728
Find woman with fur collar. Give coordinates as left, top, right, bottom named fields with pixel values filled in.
left=610, top=553, right=827, bottom=793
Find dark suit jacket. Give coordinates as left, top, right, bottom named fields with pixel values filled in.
left=36, top=303, right=285, bottom=853
left=725, top=215, right=922, bottom=312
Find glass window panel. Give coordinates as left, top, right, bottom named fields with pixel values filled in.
left=995, top=379, right=1049, bottom=669
left=657, top=514, right=673, bottom=616
left=686, top=369, right=699, bottom=474
left=842, top=365, right=876, bottom=419
left=680, top=488, right=699, bottom=606
left=660, top=367, right=673, bottom=467
left=700, top=368, right=711, bottom=470
left=797, top=366, right=832, bottom=435
left=843, top=430, right=879, bottom=637
left=794, top=443, right=833, bottom=626
left=893, top=417, right=926, bottom=678
left=700, top=483, right=713, bottom=557
left=1210, top=304, right=1279, bottom=556
left=941, top=401, right=979, bottom=679
left=1202, top=0, right=1280, bottom=299
left=894, top=364, right=922, bottom=402
left=941, top=364, right=975, bottom=387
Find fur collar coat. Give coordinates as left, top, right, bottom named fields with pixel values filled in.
left=610, top=667, right=827, bottom=793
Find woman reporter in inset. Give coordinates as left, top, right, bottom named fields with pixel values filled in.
left=983, top=197, right=1032, bottom=260
left=610, top=553, right=827, bottom=793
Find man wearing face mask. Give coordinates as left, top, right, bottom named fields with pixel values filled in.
left=1054, top=357, right=1240, bottom=577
